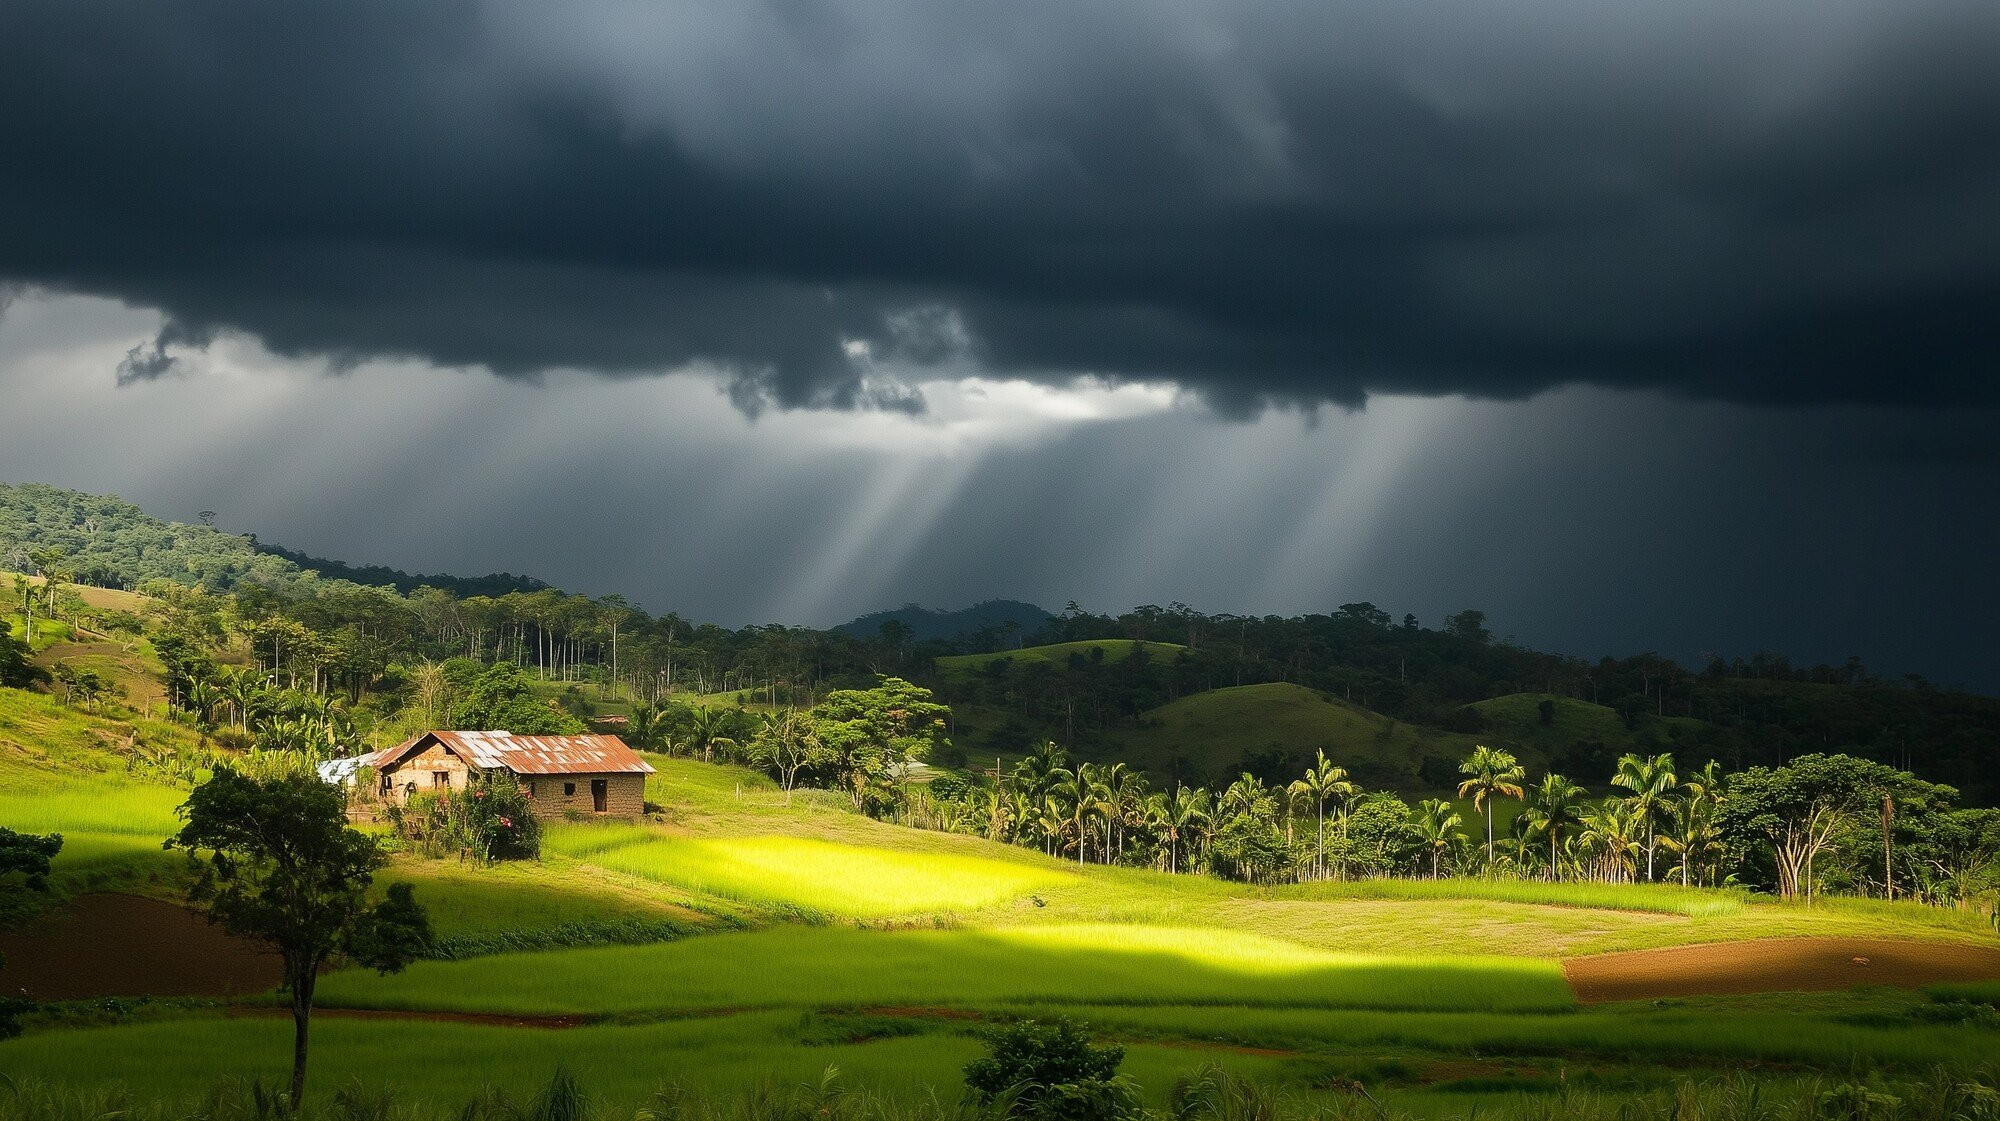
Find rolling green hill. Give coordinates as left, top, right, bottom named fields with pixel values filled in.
left=1103, top=682, right=1487, bottom=788
left=1472, top=696, right=1704, bottom=764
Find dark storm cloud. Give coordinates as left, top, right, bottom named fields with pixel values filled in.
left=2, top=0, right=1997, bottom=410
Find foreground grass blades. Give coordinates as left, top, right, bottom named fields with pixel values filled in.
left=0, top=1012, right=1294, bottom=1108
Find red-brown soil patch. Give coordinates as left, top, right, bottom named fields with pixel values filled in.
left=1565, top=938, right=2000, bottom=1003
left=0, top=893, right=281, bottom=1001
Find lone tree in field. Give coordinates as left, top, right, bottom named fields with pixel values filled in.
left=170, top=767, right=432, bottom=1109
left=1457, top=745, right=1526, bottom=868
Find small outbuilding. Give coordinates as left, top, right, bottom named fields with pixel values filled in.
left=363, top=730, right=653, bottom=819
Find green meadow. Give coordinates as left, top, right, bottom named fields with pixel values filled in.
left=552, top=827, right=1077, bottom=918
left=4, top=694, right=1998, bottom=1117
left=314, top=923, right=1573, bottom=1016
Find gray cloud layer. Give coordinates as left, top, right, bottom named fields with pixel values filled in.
left=4, top=0, right=1997, bottom=410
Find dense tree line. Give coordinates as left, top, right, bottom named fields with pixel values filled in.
left=8, top=480, right=2000, bottom=804
left=930, top=603, right=2000, bottom=804
left=805, top=725, right=1999, bottom=913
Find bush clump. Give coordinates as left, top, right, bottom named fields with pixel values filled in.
left=963, top=1018, right=1141, bottom=1121
left=391, top=772, right=541, bottom=861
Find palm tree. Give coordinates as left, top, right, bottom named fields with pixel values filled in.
left=1659, top=796, right=1722, bottom=888
left=222, top=668, right=263, bottom=732
left=1108, top=764, right=1147, bottom=863
left=1523, top=773, right=1588, bottom=881
left=1412, top=798, right=1463, bottom=878
left=1611, top=752, right=1678, bottom=881
left=983, top=785, right=1012, bottom=842
left=627, top=703, right=667, bottom=753
left=1011, top=741, right=1067, bottom=803
left=1291, top=750, right=1354, bottom=880
left=1149, top=786, right=1211, bottom=875
left=1036, top=794, right=1070, bottom=858
left=1456, top=746, right=1526, bottom=868
left=1004, top=788, right=1034, bottom=846
left=686, top=706, right=737, bottom=763
left=1222, top=773, right=1270, bottom=820
left=1580, top=801, right=1644, bottom=883
left=1052, top=764, right=1112, bottom=865
left=184, top=678, right=222, bottom=731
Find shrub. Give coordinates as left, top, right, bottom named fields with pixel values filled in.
left=390, top=773, right=541, bottom=861
left=963, top=1019, right=1140, bottom=1121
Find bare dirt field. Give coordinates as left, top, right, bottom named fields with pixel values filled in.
left=1565, top=937, right=2000, bottom=1003
left=0, top=892, right=281, bottom=1001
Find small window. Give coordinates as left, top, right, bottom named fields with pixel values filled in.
left=378, top=772, right=392, bottom=795
left=527, top=779, right=538, bottom=799
left=432, top=771, right=450, bottom=789
left=564, top=782, right=577, bottom=797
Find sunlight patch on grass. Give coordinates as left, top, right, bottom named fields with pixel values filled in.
left=0, top=775, right=184, bottom=837
left=317, top=923, right=1574, bottom=1016
left=586, top=833, right=1074, bottom=917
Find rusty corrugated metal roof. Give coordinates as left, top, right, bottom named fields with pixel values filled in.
left=380, top=730, right=654, bottom=775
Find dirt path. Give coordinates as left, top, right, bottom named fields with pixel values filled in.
left=1565, top=937, right=2000, bottom=1003
left=0, top=893, right=282, bottom=1001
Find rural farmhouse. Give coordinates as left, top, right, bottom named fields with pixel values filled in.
left=353, top=730, right=653, bottom=819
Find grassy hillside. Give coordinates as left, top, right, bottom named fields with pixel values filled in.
left=1102, top=682, right=1486, bottom=789
left=937, top=638, right=1186, bottom=675
left=1470, top=693, right=1704, bottom=761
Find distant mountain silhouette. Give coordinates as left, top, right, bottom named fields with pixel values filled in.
left=835, top=600, right=1055, bottom=645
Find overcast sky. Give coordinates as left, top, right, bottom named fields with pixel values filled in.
left=2, top=0, right=1996, bottom=689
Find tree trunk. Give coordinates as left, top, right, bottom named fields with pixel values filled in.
left=289, top=973, right=315, bottom=1109
left=1485, top=801, right=1495, bottom=868
left=1881, top=794, right=1895, bottom=901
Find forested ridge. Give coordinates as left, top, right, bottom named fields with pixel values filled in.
left=5, top=479, right=1997, bottom=804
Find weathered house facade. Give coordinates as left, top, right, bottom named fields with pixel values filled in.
left=360, top=730, right=652, bottom=819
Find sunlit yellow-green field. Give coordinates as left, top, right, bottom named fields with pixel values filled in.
left=548, top=826, right=1075, bottom=917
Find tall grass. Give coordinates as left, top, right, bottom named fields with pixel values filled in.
left=543, top=822, right=663, bottom=859
left=571, top=833, right=1075, bottom=918
left=0, top=777, right=184, bottom=836
left=316, top=923, right=1573, bottom=1016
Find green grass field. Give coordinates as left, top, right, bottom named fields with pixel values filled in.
left=0, top=1011, right=1304, bottom=1111
left=571, top=830, right=1076, bottom=918
left=315, top=923, right=1574, bottom=1016
left=4, top=674, right=1998, bottom=1118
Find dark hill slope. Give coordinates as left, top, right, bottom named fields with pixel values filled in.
left=838, top=600, right=1055, bottom=645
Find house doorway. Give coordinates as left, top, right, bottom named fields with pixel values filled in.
left=591, top=779, right=608, bottom=813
